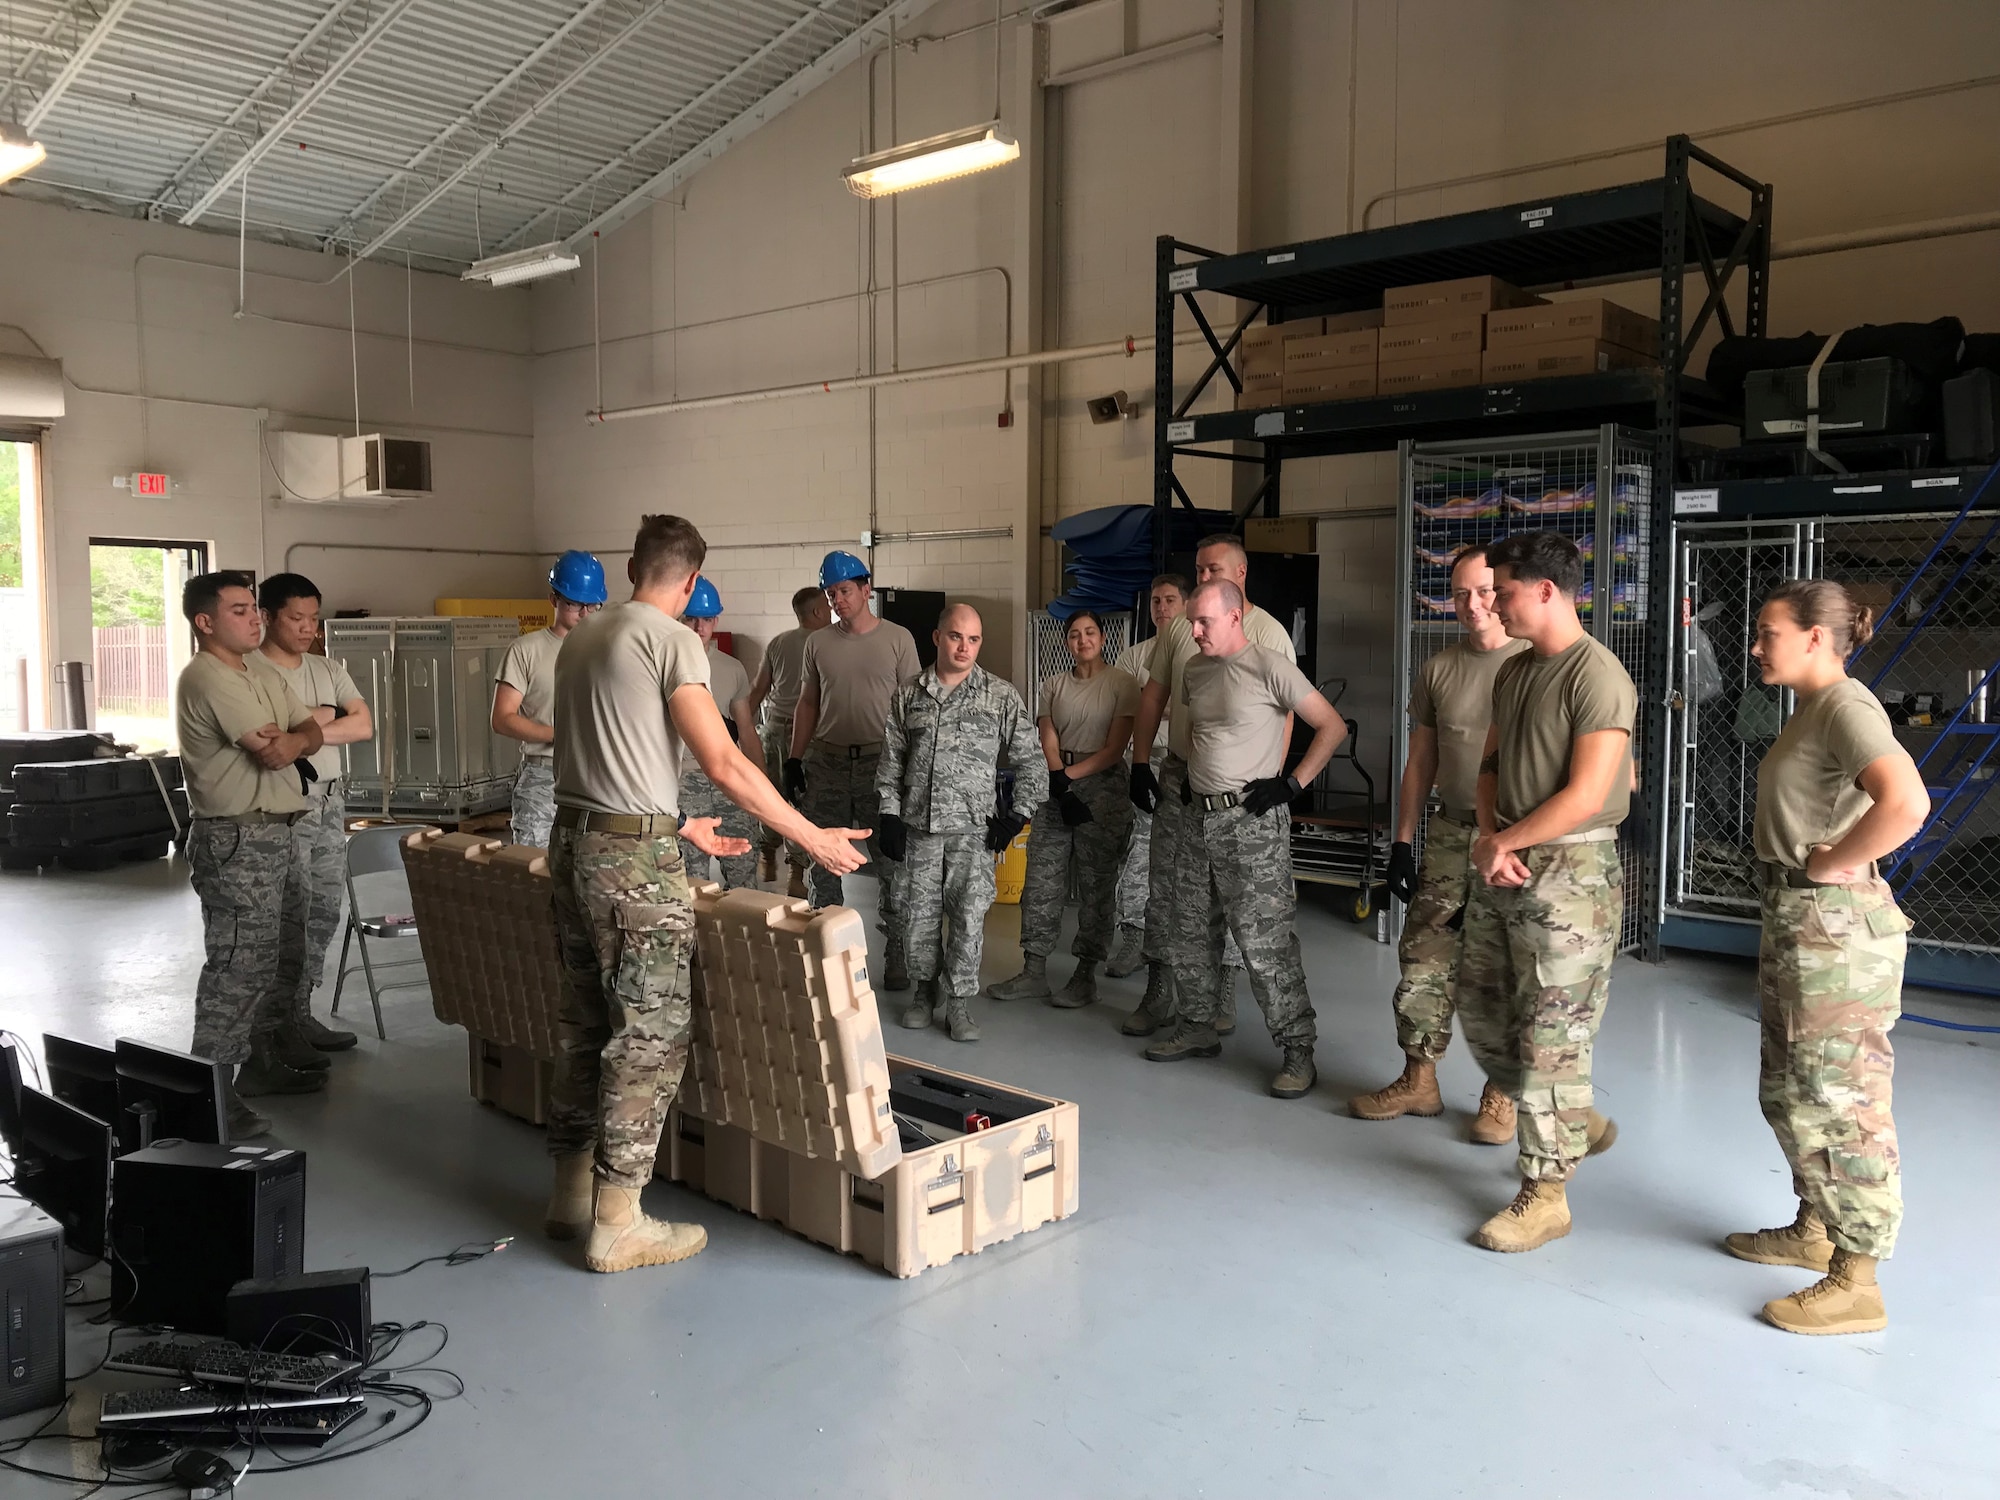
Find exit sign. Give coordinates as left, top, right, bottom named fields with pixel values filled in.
left=130, top=471, right=170, bottom=497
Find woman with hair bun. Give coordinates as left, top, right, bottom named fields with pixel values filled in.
left=1733, top=579, right=1929, bottom=1335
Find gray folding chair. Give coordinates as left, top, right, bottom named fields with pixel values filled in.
left=331, top=825, right=429, bottom=1039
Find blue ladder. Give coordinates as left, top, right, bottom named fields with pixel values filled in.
left=1861, top=459, right=2000, bottom=888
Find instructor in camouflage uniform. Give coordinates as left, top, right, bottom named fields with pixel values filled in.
left=256, top=572, right=373, bottom=1058
left=747, top=585, right=831, bottom=894
left=677, top=575, right=762, bottom=890
left=175, top=570, right=326, bottom=1139
left=1125, top=538, right=1294, bottom=1038
left=540, top=514, right=869, bottom=1276
left=1350, top=546, right=1524, bottom=1138
left=1141, top=580, right=1350, bottom=1099
left=1458, top=531, right=1632, bottom=1254
left=989, top=609, right=1137, bottom=1010
left=786, top=550, right=921, bottom=987
left=876, top=604, right=1045, bottom=1042
left=1729, top=579, right=1926, bottom=1335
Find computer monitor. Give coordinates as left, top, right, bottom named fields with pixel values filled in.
left=0, top=1037, right=22, bottom=1158
left=42, top=1035, right=127, bottom=1152
left=15, top=1087, right=113, bottom=1258
left=114, top=1040, right=228, bottom=1148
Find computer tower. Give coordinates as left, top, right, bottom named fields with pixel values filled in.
left=110, top=1140, right=306, bottom=1334
left=0, top=1199, right=64, bottom=1419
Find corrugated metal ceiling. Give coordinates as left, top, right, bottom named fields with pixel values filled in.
left=0, top=0, right=925, bottom=271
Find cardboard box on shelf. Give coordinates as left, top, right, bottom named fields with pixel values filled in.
left=1237, top=371, right=1285, bottom=410
left=1283, top=369, right=1377, bottom=404
left=1385, top=275, right=1543, bottom=326
left=1378, top=352, right=1484, bottom=394
left=1481, top=338, right=1658, bottom=384
left=1484, top=298, right=1660, bottom=357
left=1246, top=516, right=1317, bottom=554
left=1322, top=307, right=1385, bottom=334
left=1377, top=315, right=1484, bottom=361
left=1241, top=317, right=1320, bottom=374
left=1283, top=327, right=1379, bottom=372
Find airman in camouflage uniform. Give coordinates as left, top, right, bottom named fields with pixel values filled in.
left=877, top=605, right=1046, bottom=1042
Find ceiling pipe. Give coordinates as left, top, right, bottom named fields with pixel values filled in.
left=1770, top=210, right=2000, bottom=260
left=21, top=0, right=140, bottom=132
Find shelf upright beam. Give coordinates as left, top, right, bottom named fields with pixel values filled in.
left=1154, top=235, right=1178, bottom=579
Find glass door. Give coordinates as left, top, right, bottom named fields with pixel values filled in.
left=88, top=538, right=208, bottom=752
left=0, top=437, right=44, bottom=730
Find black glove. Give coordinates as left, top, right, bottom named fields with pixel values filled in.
left=1385, top=841, right=1419, bottom=906
left=1057, top=791, right=1093, bottom=827
left=782, top=758, right=807, bottom=804
left=876, top=812, right=908, bottom=862
left=1624, top=800, right=1651, bottom=857
left=297, top=758, right=320, bottom=794
left=1047, top=767, right=1072, bottom=799
left=985, top=811, right=1027, bottom=853
left=1129, top=763, right=1159, bottom=815
left=1179, top=774, right=1192, bottom=806
left=1240, top=774, right=1300, bottom=817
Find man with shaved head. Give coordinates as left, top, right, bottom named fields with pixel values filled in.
left=876, top=603, right=1046, bottom=1042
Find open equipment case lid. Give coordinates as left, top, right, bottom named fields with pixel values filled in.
left=686, top=885, right=900, bottom=1181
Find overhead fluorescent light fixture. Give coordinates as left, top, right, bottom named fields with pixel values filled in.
left=842, top=121, right=1019, bottom=199
left=461, top=241, right=581, bottom=288
left=0, top=121, right=48, bottom=188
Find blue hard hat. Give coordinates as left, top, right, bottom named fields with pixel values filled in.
left=683, top=575, right=723, bottom=619
left=548, top=550, right=607, bottom=606
left=818, top=550, right=870, bottom=589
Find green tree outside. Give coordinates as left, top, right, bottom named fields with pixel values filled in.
left=0, top=446, right=20, bottom=590
left=91, top=545, right=168, bottom=628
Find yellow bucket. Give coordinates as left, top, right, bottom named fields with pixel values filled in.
left=993, top=821, right=1032, bottom=903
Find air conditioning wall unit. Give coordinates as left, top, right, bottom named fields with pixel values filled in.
left=274, top=432, right=432, bottom=504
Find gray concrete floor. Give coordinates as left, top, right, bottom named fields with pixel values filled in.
left=4, top=855, right=1999, bottom=1498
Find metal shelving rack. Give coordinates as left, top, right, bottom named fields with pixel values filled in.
left=1153, top=136, right=1773, bottom=959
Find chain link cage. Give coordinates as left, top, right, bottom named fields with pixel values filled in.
left=1027, top=609, right=1136, bottom=713
left=1394, top=426, right=1657, bottom=954
left=1672, top=507, right=2000, bottom=963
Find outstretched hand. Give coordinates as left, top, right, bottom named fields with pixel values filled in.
left=805, top=825, right=873, bottom=876
left=681, top=817, right=753, bottom=858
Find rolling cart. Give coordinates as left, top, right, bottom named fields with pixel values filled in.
left=1289, top=681, right=1392, bottom=924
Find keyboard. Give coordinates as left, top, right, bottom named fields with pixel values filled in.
left=100, top=1385, right=359, bottom=1423
left=99, top=1391, right=366, bottom=1448
left=106, top=1338, right=363, bottom=1394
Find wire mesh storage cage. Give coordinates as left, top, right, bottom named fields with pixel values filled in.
left=1393, top=426, right=1658, bottom=953
left=1671, top=504, right=2000, bottom=964
left=1025, top=609, right=1136, bottom=714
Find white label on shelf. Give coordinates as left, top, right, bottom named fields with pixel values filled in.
left=1912, top=476, right=1960, bottom=488
left=1674, top=488, right=1719, bottom=515
left=1166, top=420, right=1196, bottom=443
left=1266, top=251, right=1296, bottom=264
left=1833, top=484, right=1884, bottom=494
left=1167, top=267, right=1200, bottom=292
left=1521, top=205, right=1554, bottom=224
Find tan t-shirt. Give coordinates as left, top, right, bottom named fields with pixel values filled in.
left=1755, top=677, right=1904, bottom=869
left=1039, top=667, right=1140, bottom=758
left=800, top=619, right=921, bottom=747
left=1410, top=637, right=1530, bottom=814
left=551, top=602, right=710, bottom=817
left=176, top=652, right=311, bottom=819
left=1491, top=634, right=1637, bottom=833
left=706, top=642, right=751, bottom=730
left=1117, top=635, right=1171, bottom=757
left=255, top=651, right=362, bottom=786
left=1181, top=644, right=1317, bottom=795
left=1149, top=604, right=1296, bottom=760
left=761, top=626, right=814, bottom=723
left=498, top=627, right=563, bottom=761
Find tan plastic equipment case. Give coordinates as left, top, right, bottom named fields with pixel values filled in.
left=659, top=885, right=1081, bottom=1278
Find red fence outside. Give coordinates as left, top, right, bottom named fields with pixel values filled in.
left=93, top=624, right=170, bottom=717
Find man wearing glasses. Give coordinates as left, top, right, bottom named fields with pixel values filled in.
left=1350, top=545, right=1526, bottom=1137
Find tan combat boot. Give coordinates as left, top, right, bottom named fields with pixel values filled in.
left=1349, top=1055, right=1443, bottom=1121
left=1585, top=1109, right=1618, bottom=1158
left=1762, top=1249, right=1886, bottom=1335
left=583, top=1184, right=707, bottom=1274
left=786, top=865, right=808, bottom=900
left=1214, top=966, right=1240, bottom=1036
left=544, top=1153, right=594, bottom=1241
left=1469, top=1082, right=1515, bottom=1144
left=760, top=847, right=779, bottom=885
left=1724, top=1201, right=1835, bottom=1272
left=1474, top=1177, right=1571, bottom=1253
left=1269, top=1043, right=1317, bottom=1099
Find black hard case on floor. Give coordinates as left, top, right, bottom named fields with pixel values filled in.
left=7, top=789, right=186, bottom=846
left=12, top=757, right=178, bottom=802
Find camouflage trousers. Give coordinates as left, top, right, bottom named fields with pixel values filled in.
left=1170, top=802, right=1315, bottom=1046
left=1391, top=812, right=1474, bottom=1061
left=274, top=788, right=347, bottom=1021
left=187, top=816, right=305, bottom=1065
left=1142, top=753, right=1242, bottom=970
left=892, top=827, right=996, bottom=999
left=1114, top=804, right=1151, bottom=931
left=677, top=765, right=760, bottom=890
left=759, top=715, right=804, bottom=868
left=511, top=758, right=556, bottom=849
left=1455, top=838, right=1622, bottom=1182
left=802, top=742, right=902, bottom=964
left=1757, top=877, right=1905, bottom=1258
left=545, top=827, right=697, bottom=1190
left=1018, top=766, right=1134, bottom=962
